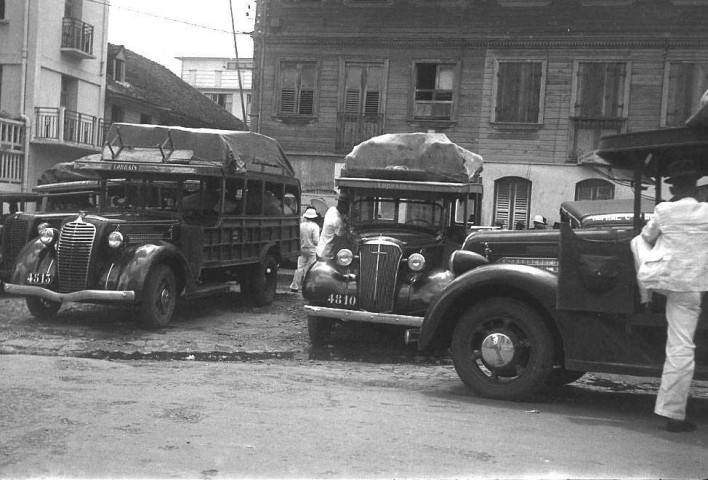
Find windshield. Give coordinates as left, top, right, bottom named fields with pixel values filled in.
left=350, top=195, right=445, bottom=232
left=101, top=178, right=194, bottom=213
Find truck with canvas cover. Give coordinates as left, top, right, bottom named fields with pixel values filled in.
left=1, top=123, right=301, bottom=327
left=303, top=133, right=483, bottom=345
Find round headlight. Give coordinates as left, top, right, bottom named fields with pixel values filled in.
left=39, top=228, right=58, bottom=245
left=108, top=231, right=124, bottom=249
left=37, top=222, right=50, bottom=235
left=407, top=253, right=426, bottom=272
left=336, top=249, right=353, bottom=267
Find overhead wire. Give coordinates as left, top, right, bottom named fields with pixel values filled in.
left=84, top=0, right=254, bottom=35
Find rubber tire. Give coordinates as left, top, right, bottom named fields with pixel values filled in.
left=307, top=315, right=334, bottom=347
left=248, top=254, right=278, bottom=307
left=26, top=296, right=61, bottom=319
left=545, top=369, right=585, bottom=387
left=139, top=264, right=177, bottom=328
left=450, top=298, right=555, bottom=401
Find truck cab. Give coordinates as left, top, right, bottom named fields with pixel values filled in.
left=303, top=133, right=483, bottom=344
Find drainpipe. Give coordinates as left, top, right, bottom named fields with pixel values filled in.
left=97, top=0, right=109, bottom=145
left=19, top=0, right=31, bottom=192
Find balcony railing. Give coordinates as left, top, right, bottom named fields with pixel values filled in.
left=0, top=117, right=25, bottom=185
left=336, top=112, right=384, bottom=153
left=569, top=116, right=626, bottom=162
left=61, top=17, right=94, bottom=58
left=35, top=107, right=104, bottom=148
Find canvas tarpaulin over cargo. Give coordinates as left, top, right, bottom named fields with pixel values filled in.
left=341, top=133, right=483, bottom=183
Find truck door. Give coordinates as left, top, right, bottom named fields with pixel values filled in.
left=556, top=223, right=636, bottom=313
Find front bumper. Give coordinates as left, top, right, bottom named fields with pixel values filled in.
left=1, top=282, right=136, bottom=303
left=304, top=304, right=423, bottom=327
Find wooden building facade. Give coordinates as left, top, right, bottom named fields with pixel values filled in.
left=250, top=0, right=708, bottom=228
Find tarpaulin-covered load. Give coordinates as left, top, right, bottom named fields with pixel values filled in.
left=37, top=155, right=102, bottom=185
left=101, top=123, right=295, bottom=177
left=341, top=133, right=483, bottom=183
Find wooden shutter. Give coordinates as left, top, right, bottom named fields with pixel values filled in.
left=495, top=178, right=531, bottom=229
left=494, top=181, right=511, bottom=229
left=512, top=181, right=530, bottom=229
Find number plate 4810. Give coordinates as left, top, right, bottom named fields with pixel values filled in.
left=326, top=293, right=357, bottom=307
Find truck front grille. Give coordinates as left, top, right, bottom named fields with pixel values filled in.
left=3, top=218, right=29, bottom=269
left=57, top=220, right=96, bottom=292
left=358, top=241, right=402, bottom=313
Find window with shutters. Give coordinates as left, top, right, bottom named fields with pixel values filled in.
left=336, top=62, right=385, bottom=152
left=575, top=179, right=615, bottom=201
left=569, top=60, right=629, bottom=161
left=663, top=62, right=708, bottom=127
left=493, top=177, right=531, bottom=230
left=492, top=60, right=545, bottom=124
left=574, top=62, right=627, bottom=119
left=413, top=62, right=457, bottom=121
left=278, top=61, right=317, bottom=116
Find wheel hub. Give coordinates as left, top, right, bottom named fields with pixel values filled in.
left=159, top=286, right=171, bottom=311
left=480, top=332, right=516, bottom=368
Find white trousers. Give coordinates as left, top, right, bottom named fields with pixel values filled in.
left=654, top=290, right=702, bottom=421
left=290, top=252, right=317, bottom=291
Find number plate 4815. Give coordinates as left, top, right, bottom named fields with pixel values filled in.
left=26, top=273, right=53, bottom=285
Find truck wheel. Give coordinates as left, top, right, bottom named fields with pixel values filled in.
left=248, top=254, right=278, bottom=307
left=26, top=297, right=61, bottom=319
left=139, top=264, right=177, bottom=328
left=450, top=298, right=555, bottom=401
left=545, top=369, right=585, bottom=387
left=307, top=315, right=334, bottom=347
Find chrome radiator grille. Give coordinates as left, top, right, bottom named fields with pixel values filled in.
left=4, top=218, right=29, bottom=267
left=358, top=241, right=402, bottom=312
left=56, top=220, right=96, bottom=292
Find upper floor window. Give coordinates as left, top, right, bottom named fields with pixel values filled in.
left=575, top=179, right=614, bottom=201
left=664, top=62, right=708, bottom=127
left=226, top=61, right=238, bottom=70
left=206, top=93, right=233, bottom=112
left=574, top=61, right=628, bottom=119
left=493, top=60, right=545, bottom=124
left=64, top=0, right=81, bottom=18
left=278, top=61, right=316, bottom=116
left=344, top=62, right=383, bottom=115
left=493, top=177, right=531, bottom=230
left=107, top=58, right=125, bottom=82
left=413, top=62, right=456, bottom=121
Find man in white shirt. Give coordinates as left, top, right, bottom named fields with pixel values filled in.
left=290, top=207, right=321, bottom=292
left=633, top=159, right=708, bottom=433
left=316, top=191, right=350, bottom=260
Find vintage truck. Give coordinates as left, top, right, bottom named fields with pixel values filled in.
left=303, top=133, right=483, bottom=345
left=1, top=123, right=301, bottom=327
left=414, top=106, right=708, bottom=400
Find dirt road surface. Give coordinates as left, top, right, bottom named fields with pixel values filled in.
left=2, top=354, right=708, bottom=479
left=1, top=278, right=707, bottom=478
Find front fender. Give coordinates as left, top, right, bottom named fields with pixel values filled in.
left=419, top=263, right=559, bottom=351
left=10, top=238, right=55, bottom=284
left=106, top=243, right=193, bottom=299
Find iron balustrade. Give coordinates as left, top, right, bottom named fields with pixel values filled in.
left=61, top=17, right=94, bottom=56
left=34, top=107, right=104, bottom=147
left=0, top=117, right=25, bottom=184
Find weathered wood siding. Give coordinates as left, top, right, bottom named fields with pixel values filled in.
left=253, top=0, right=708, bottom=200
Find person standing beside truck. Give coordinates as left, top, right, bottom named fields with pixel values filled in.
left=316, top=191, right=349, bottom=260
left=290, top=207, right=321, bottom=292
left=633, top=159, right=708, bottom=433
